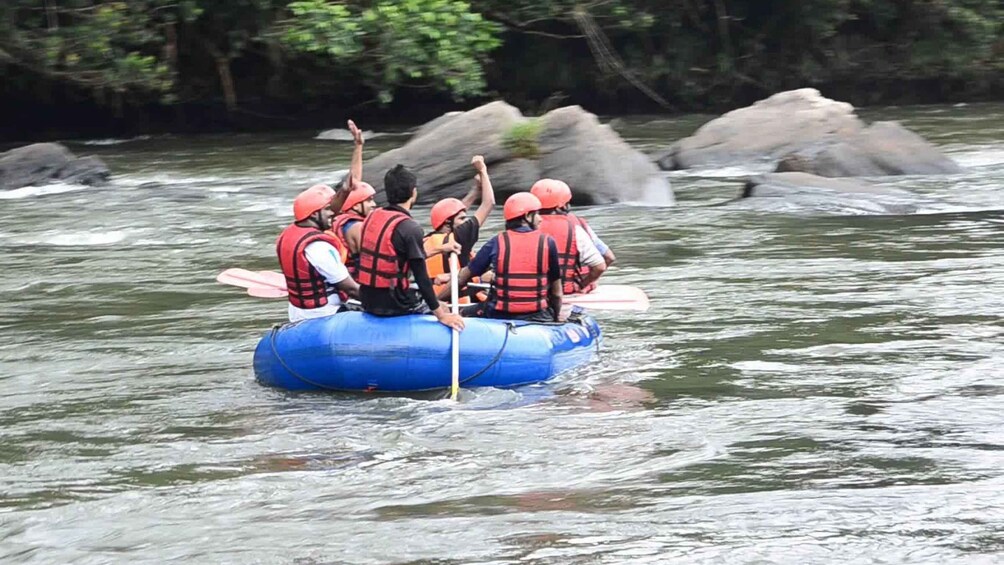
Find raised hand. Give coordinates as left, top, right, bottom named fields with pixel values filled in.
left=471, top=154, right=486, bottom=174
left=348, top=119, right=364, bottom=146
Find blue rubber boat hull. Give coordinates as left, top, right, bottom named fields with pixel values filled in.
left=252, top=312, right=602, bottom=392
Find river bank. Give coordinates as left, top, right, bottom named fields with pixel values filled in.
left=4, top=82, right=1004, bottom=144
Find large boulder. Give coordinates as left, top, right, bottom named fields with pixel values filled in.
left=0, top=143, right=110, bottom=190
left=362, top=101, right=524, bottom=201
left=662, top=89, right=861, bottom=169
left=660, top=88, right=960, bottom=177
left=362, top=102, right=672, bottom=205
left=775, top=121, right=964, bottom=176
left=536, top=106, right=673, bottom=205
left=413, top=111, right=464, bottom=139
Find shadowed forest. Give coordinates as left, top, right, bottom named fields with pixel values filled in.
left=2, top=0, right=1002, bottom=139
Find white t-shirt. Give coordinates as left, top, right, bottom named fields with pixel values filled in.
left=575, top=226, right=604, bottom=267
left=287, top=241, right=350, bottom=322
left=580, top=222, right=610, bottom=255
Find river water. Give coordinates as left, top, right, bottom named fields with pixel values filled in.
left=1, top=104, right=1003, bottom=564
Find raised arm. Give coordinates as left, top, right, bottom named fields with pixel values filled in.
left=460, top=178, right=479, bottom=208
left=328, top=120, right=365, bottom=213
left=348, top=119, right=364, bottom=184
left=470, top=155, right=495, bottom=226
left=329, top=174, right=352, bottom=215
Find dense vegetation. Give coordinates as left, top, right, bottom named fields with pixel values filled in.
left=2, top=0, right=1002, bottom=138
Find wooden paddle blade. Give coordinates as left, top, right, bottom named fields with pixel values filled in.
left=247, top=285, right=288, bottom=299
left=565, top=284, right=650, bottom=312
left=217, top=268, right=286, bottom=291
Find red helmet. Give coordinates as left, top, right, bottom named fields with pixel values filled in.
left=340, top=181, right=376, bottom=213
left=503, top=192, right=542, bottom=221
left=530, top=178, right=572, bottom=209
left=293, top=184, right=335, bottom=221
left=430, top=198, right=467, bottom=230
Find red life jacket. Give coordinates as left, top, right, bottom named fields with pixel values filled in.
left=356, top=208, right=411, bottom=290
left=275, top=223, right=348, bottom=309
left=328, top=211, right=365, bottom=280
left=538, top=214, right=584, bottom=294
left=568, top=213, right=597, bottom=294
left=492, top=230, right=551, bottom=314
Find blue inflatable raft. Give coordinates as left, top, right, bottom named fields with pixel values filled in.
left=252, top=311, right=602, bottom=392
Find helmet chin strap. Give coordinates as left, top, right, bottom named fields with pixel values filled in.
left=313, top=211, right=330, bottom=231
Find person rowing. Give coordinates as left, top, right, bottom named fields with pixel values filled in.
left=356, top=164, right=465, bottom=331
left=443, top=192, right=562, bottom=322
left=276, top=183, right=360, bottom=322
left=530, top=178, right=609, bottom=294
left=423, top=155, right=496, bottom=303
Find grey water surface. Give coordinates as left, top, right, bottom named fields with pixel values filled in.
left=1, top=104, right=1003, bottom=564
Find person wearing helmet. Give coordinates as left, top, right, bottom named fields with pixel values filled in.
left=329, top=180, right=375, bottom=279
left=276, top=184, right=360, bottom=322
left=356, top=164, right=465, bottom=331
left=443, top=192, right=562, bottom=323
left=530, top=178, right=609, bottom=295
left=423, top=155, right=497, bottom=303
left=327, top=119, right=374, bottom=283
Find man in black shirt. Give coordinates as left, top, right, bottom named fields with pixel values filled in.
left=356, top=165, right=465, bottom=331
left=424, top=155, right=497, bottom=301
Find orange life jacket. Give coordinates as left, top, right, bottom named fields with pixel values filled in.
left=492, top=230, right=550, bottom=314
left=538, top=214, right=587, bottom=295
left=275, top=223, right=348, bottom=309
left=423, top=232, right=484, bottom=304
left=328, top=211, right=365, bottom=280
left=356, top=208, right=410, bottom=290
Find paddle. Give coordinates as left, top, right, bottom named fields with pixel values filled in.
left=217, top=268, right=650, bottom=312
left=246, top=285, right=288, bottom=298
left=563, top=284, right=650, bottom=312
left=448, top=253, right=461, bottom=401
left=465, top=282, right=650, bottom=312
left=217, top=268, right=286, bottom=292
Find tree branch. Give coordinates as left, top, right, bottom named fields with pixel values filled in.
left=483, top=10, right=584, bottom=38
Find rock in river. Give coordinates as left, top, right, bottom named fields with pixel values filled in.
left=775, top=121, right=964, bottom=177
left=361, top=102, right=673, bottom=205
left=0, top=143, right=110, bottom=191
left=740, top=172, right=934, bottom=215
left=659, top=88, right=961, bottom=177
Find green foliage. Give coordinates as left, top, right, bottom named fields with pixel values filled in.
left=281, top=0, right=501, bottom=103
left=0, top=0, right=1001, bottom=116
left=502, top=119, right=541, bottom=160
left=1, top=0, right=499, bottom=108
left=0, top=0, right=175, bottom=97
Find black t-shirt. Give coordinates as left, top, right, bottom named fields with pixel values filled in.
left=428, top=218, right=481, bottom=273
left=359, top=204, right=440, bottom=316
left=453, top=218, right=480, bottom=267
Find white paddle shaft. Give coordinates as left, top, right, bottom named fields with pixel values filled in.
left=449, top=254, right=461, bottom=400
